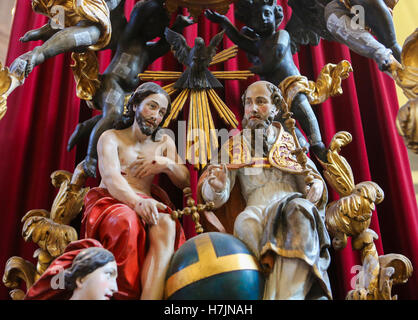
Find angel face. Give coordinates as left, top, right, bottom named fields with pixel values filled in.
left=250, top=4, right=283, bottom=37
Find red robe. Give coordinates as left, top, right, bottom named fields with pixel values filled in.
left=81, top=186, right=186, bottom=300
left=25, top=238, right=104, bottom=300
left=25, top=186, right=186, bottom=300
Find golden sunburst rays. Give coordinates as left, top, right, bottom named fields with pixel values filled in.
left=209, top=45, right=239, bottom=66
left=138, top=45, right=254, bottom=169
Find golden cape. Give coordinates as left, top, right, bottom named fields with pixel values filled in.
left=197, top=122, right=327, bottom=234
left=197, top=123, right=332, bottom=299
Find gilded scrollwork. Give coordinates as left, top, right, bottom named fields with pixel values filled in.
left=0, top=62, right=24, bottom=120
left=2, top=164, right=89, bottom=299
left=50, top=169, right=89, bottom=224
left=2, top=256, right=36, bottom=300
left=278, top=60, right=353, bottom=108
left=22, top=210, right=78, bottom=258
left=389, top=29, right=418, bottom=153
left=165, top=0, right=234, bottom=19
left=319, top=131, right=355, bottom=197
left=321, top=131, right=413, bottom=299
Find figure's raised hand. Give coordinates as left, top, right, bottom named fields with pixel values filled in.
left=134, top=198, right=167, bottom=225
left=205, top=10, right=227, bottom=25
left=206, top=164, right=228, bottom=193
left=305, top=178, right=324, bottom=204
left=173, top=15, right=195, bottom=29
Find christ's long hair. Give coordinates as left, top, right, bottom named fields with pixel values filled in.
left=115, top=82, right=172, bottom=141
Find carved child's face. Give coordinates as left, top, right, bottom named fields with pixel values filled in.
left=250, top=4, right=283, bottom=36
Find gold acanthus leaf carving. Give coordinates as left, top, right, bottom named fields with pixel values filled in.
left=390, top=28, right=418, bottom=101
left=346, top=250, right=413, bottom=300
left=320, top=131, right=355, bottom=197
left=2, top=256, right=37, bottom=300
left=325, top=182, right=384, bottom=249
left=0, top=61, right=25, bottom=120
left=389, top=29, right=418, bottom=154
left=50, top=170, right=89, bottom=225
left=396, top=98, right=418, bottom=153
left=2, top=165, right=89, bottom=299
left=0, top=62, right=13, bottom=120
left=379, top=253, right=413, bottom=287
left=33, top=248, right=54, bottom=280
left=0, top=62, right=12, bottom=95
left=22, top=210, right=78, bottom=258
left=321, top=131, right=412, bottom=300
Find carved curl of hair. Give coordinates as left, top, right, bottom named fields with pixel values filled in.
left=64, top=247, right=115, bottom=292
left=266, top=82, right=285, bottom=112
left=234, top=0, right=283, bottom=27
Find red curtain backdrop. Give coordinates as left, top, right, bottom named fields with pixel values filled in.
left=1, top=0, right=417, bottom=300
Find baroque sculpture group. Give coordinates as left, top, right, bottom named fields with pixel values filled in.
left=0, top=0, right=416, bottom=300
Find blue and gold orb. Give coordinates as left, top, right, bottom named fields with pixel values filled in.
left=164, top=232, right=265, bottom=300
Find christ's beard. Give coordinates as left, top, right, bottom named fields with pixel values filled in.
left=136, top=114, right=156, bottom=136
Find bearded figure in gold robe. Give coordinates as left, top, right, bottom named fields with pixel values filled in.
left=199, top=80, right=332, bottom=300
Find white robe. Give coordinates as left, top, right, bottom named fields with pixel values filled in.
left=201, top=159, right=332, bottom=300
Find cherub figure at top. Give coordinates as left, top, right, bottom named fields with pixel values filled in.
left=205, top=0, right=327, bottom=161
left=8, top=0, right=128, bottom=101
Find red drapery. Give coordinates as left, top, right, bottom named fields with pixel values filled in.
left=1, top=0, right=417, bottom=300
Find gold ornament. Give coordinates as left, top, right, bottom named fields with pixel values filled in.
left=71, top=51, right=101, bottom=101
left=165, top=0, right=235, bottom=19
left=139, top=45, right=253, bottom=169
left=0, top=62, right=24, bottom=120
left=171, top=187, right=215, bottom=234
left=390, top=29, right=418, bottom=153
left=319, top=131, right=413, bottom=300
left=278, top=60, right=353, bottom=107
left=2, top=162, right=89, bottom=299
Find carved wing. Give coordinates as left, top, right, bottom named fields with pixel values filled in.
left=285, top=13, right=321, bottom=54
left=207, top=30, right=225, bottom=60
left=164, top=27, right=191, bottom=66
left=285, top=0, right=333, bottom=54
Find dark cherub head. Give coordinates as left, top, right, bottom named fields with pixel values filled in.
left=135, top=0, right=170, bottom=41
left=235, top=0, right=284, bottom=37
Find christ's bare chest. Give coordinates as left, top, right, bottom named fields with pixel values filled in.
left=119, top=140, right=165, bottom=169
